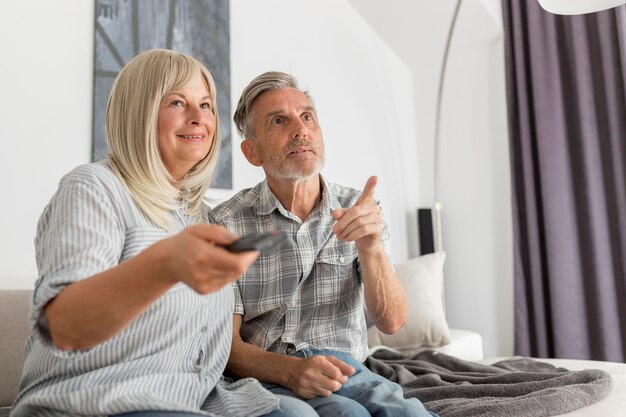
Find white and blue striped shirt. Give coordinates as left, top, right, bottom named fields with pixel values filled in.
left=11, top=161, right=278, bottom=417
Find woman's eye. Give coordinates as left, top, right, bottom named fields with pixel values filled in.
left=171, top=100, right=184, bottom=107
left=201, top=102, right=212, bottom=110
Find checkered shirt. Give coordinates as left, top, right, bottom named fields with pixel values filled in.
left=209, top=177, right=390, bottom=363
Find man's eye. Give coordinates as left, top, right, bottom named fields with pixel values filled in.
left=303, top=113, right=312, bottom=121
left=272, top=117, right=283, bottom=125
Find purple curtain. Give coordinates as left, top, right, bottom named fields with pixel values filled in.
left=502, top=0, right=626, bottom=361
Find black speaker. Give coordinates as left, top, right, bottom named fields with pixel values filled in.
left=418, top=208, right=434, bottom=255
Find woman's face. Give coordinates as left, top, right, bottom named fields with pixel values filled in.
left=157, top=76, right=216, bottom=180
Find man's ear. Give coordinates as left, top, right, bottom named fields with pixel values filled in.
left=241, top=139, right=263, bottom=167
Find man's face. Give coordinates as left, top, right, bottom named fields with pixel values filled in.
left=245, top=88, right=325, bottom=181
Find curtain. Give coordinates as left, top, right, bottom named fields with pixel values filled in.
left=502, top=0, right=626, bottom=361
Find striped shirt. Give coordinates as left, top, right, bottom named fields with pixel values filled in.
left=11, top=161, right=278, bottom=417
left=209, top=178, right=389, bottom=363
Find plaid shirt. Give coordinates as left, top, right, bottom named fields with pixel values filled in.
left=209, top=177, right=389, bottom=363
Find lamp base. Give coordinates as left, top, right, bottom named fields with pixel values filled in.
left=418, top=208, right=435, bottom=255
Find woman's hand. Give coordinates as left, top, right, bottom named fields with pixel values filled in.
left=155, top=224, right=259, bottom=294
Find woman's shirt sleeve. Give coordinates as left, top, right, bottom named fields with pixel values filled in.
left=31, top=175, right=125, bottom=336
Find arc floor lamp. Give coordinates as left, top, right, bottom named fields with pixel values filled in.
left=419, top=0, right=462, bottom=257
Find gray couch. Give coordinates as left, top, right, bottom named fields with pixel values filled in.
left=0, top=290, right=32, bottom=416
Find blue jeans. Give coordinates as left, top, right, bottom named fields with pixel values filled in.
left=263, top=348, right=438, bottom=417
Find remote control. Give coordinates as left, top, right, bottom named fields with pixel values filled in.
left=223, top=230, right=288, bottom=253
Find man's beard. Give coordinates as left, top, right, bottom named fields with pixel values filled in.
left=261, top=139, right=325, bottom=181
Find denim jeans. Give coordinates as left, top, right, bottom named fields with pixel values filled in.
left=263, top=348, right=439, bottom=417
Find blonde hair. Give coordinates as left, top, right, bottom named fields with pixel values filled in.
left=105, top=49, right=220, bottom=230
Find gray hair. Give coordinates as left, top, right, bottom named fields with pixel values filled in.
left=233, top=71, right=314, bottom=139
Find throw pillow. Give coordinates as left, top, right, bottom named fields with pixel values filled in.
left=367, top=251, right=450, bottom=352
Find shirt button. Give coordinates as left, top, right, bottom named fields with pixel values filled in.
left=339, top=256, right=346, bottom=263
left=200, top=326, right=208, bottom=333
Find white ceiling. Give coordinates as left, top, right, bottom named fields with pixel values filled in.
left=346, top=0, right=504, bottom=72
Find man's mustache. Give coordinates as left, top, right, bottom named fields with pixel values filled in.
left=286, top=139, right=318, bottom=154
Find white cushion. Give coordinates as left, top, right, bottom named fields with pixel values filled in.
left=369, top=328, right=485, bottom=361
left=434, top=328, right=484, bottom=361
left=367, top=252, right=451, bottom=352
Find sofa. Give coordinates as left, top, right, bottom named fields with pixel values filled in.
left=1, top=290, right=31, bottom=416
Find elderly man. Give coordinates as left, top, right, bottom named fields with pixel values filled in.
left=210, top=72, right=437, bottom=417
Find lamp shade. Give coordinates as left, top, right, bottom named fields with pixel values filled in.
left=537, top=0, right=626, bottom=14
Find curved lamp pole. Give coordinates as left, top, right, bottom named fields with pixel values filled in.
left=433, top=0, right=462, bottom=254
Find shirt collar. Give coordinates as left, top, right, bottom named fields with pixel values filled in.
left=256, top=175, right=343, bottom=218
left=257, top=180, right=281, bottom=216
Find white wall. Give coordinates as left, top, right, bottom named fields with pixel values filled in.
left=0, top=0, right=418, bottom=288
left=347, top=0, right=514, bottom=357
left=411, top=6, right=513, bottom=357
left=441, top=42, right=513, bottom=357
left=0, top=0, right=95, bottom=289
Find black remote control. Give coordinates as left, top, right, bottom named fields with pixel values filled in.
left=223, top=230, right=288, bottom=253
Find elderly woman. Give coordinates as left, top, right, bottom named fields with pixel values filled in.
left=10, top=49, right=304, bottom=417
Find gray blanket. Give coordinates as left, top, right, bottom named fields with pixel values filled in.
left=365, top=349, right=612, bottom=417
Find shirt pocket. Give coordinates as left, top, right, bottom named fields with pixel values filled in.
left=316, top=242, right=361, bottom=303
left=317, top=239, right=358, bottom=269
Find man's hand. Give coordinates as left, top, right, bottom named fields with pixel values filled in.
left=331, top=176, right=384, bottom=253
left=287, top=355, right=355, bottom=399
